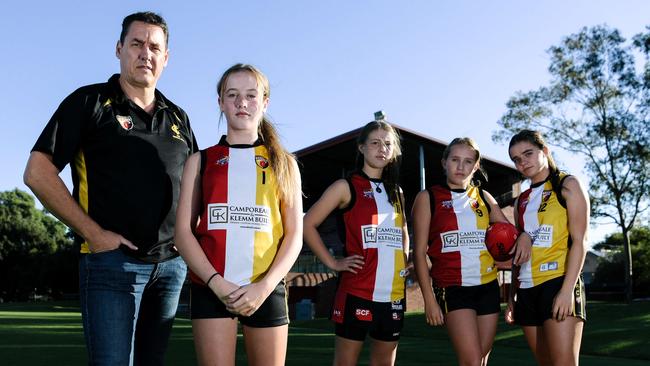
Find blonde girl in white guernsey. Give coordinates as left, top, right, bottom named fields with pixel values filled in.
left=175, top=64, right=302, bottom=366
left=412, top=137, right=531, bottom=366
left=506, top=129, right=589, bottom=366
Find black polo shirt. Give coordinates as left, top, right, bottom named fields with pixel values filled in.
left=32, top=74, right=198, bottom=262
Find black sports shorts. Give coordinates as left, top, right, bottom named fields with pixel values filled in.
left=332, top=292, right=404, bottom=342
left=190, top=280, right=288, bottom=328
left=433, top=279, right=500, bottom=315
left=514, top=275, right=586, bottom=326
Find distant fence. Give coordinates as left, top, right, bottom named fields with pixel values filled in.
left=291, top=254, right=336, bottom=274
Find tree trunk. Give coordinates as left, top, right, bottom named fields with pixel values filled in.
left=622, top=227, right=633, bottom=303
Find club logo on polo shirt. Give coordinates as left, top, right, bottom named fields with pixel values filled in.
left=116, top=115, right=133, bottom=130
left=255, top=155, right=269, bottom=169
left=171, top=123, right=185, bottom=142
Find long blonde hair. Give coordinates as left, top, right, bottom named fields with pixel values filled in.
left=217, top=63, right=300, bottom=206
left=442, top=137, right=488, bottom=186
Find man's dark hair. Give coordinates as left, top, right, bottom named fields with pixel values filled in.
left=120, top=11, right=169, bottom=47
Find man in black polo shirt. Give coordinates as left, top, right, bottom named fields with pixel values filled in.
left=24, top=11, right=197, bottom=365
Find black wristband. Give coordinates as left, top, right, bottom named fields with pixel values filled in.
left=205, top=272, right=220, bottom=286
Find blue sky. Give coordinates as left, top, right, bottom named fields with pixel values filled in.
left=1, top=0, right=647, bottom=244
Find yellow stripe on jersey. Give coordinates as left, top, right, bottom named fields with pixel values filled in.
left=479, top=249, right=497, bottom=281
left=394, top=196, right=404, bottom=228
left=251, top=145, right=283, bottom=282
left=391, top=249, right=406, bottom=300
left=390, top=197, right=406, bottom=300
left=472, top=188, right=497, bottom=285
left=453, top=187, right=496, bottom=285
left=75, top=150, right=91, bottom=254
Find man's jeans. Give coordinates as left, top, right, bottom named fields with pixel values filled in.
left=79, top=249, right=187, bottom=366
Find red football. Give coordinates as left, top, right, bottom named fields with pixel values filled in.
left=485, top=222, right=519, bottom=261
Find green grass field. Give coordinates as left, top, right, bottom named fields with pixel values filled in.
left=0, top=301, right=648, bottom=365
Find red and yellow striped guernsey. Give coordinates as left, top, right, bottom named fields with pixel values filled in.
left=338, top=173, right=407, bottom=302
left=192, top=139, right=284, bottom=287
left=427, top=185, right=496, bottom=287
left=516, top=173, right=570, bottom=288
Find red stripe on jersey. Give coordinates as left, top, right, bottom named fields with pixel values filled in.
left=339, top=175, right=379, bottom=300
left=427, top=186, right=462, bottom=287
left=516, top=188, right=533, bottom=230
left=189, top=145, right=230, bottom=284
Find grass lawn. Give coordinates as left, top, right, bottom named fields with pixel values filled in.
left=0, top=301, right=648, bottom=365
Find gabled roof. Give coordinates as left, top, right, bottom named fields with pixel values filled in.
left=295, top=122, right=521, bottom=211
left=295, top=123, right=515, bottom=169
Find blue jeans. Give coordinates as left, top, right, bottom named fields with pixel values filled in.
left=79, top=249, right=187, bottom=366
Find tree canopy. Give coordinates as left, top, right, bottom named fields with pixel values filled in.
left=592, top=226, right=650, bottom=297
left=493, top=25, right=650, bottom=301
left=0, top=189, right=75, bottom=300
left=0, top=189, right=71, bottom=260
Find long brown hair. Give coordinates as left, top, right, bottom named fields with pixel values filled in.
left=508, top=129, right=561, bottom=189
left=355, top=121, right=403, bottom=205
left=217, top=63, right=300, bottom=206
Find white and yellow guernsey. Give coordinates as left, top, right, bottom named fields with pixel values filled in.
left=516, top=173, right=571, bottom=288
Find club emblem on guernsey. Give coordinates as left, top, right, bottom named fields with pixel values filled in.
left=542, top=190, right=552, bottom=202
left=116, top=115, right=133, bottom=130
left=255, top=155, right=269, bottom=169
left=363, top=189, right=374, bottom=198
left=441, top=200, right=453, bottom=209
left=215, top=156, right=229, bottom=165
left=470, top=199, right=480, bottom=209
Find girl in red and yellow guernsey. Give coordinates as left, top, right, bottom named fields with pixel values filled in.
left=303, top=121, right=409, bottom=366
left=506, top=130, right=589, bottom=366
left=174, top=64, right=302, bottom=366
left=412, top=137, right=532, bottom=366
